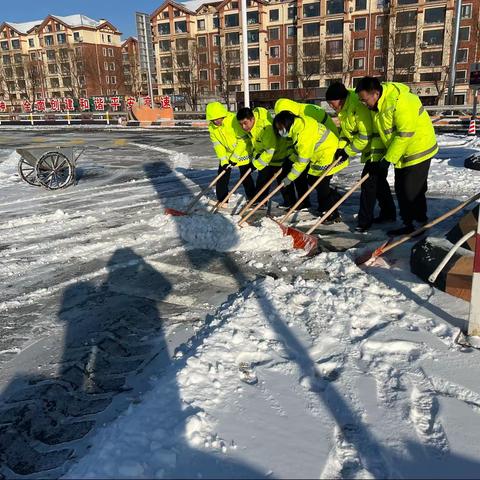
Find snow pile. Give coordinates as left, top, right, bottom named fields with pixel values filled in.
left=148, top=213, right=293, bottom=252
left=66, top=253, right=480, bottom=478
left=0, top=151, right=20, bottom=181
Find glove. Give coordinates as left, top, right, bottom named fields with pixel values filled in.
left=334, top=148, right=348, bottom=161
left=281, top=177, right=292, bottom=187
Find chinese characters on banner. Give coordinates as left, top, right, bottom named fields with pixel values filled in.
left=3, top=96, right=173, bottom=113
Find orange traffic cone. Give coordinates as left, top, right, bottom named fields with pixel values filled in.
left=468, top=117, right=476, bottom=135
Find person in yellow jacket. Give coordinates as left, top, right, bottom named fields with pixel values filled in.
left=325, top=82, right=396, bottom=232
left=273, top=110, right=348, bottom=222
left=206, top=102, right=255, bottom=203
left=355, top=77, right=438, bottom=235
left=236, top=106, right=310, bottom=209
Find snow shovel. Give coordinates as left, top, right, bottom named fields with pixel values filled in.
left=238, top=182, right=284, bottom=226
left=212, top=167, right=252, bottom=213
left=237, top=168, right=283, bottom=217
left=270, top=174, right=370, bottom=255
left=279, top=157, right=343, bottom=225
left=355, top=191, right=480, bottom=266
left=165, top=166, right=230, bottom=216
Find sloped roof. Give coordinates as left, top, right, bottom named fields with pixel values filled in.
left=4, top=14, right=103, bottom=35
left=4, top=20, right=42, bottom=34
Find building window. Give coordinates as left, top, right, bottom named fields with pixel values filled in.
left=213, top=35, right=221, bottom=46
left=247, top=30, right=259, bottom=43
left=326, top=0, right=343, bottom=15
left=375, top=15, right=385, bottom=28
left=287, top=44, right=297, bottom=57
left=421, top=51, right=442, bottom=66
left=354, top=38, right=366, bottom=51
left=57, top=33, right=66, bottom=44
left=396, top=11, right=417, bottom=27
left=454, top=94, right=465, bottom=105
left=303, top=3, right=320, bottom=18
left=287, top=25, right=296, bottom=37
left=198, top=36, right=207, bottom=48
left=176, top=38, right=188, bottom=50
left=374, top=36, right=383, bottom=49
left=287, top=63, right=295, bottom=73
left=374, top=56, right=384, bottom=69
left=159, top=40, right=170, bottom=51
left=48, top=63, right=57, bottom=74
left=158, top=23, right=170, bottom=35
left=396, top=31, right=416, bottom=48
left=175, top=21, right=187, bottom=33
left=270, top=9, right=279, bottom=21
left=457, top=48, right=468, bottom=63
left=199, top=69, right=208, bottom=80
left=28, top=38, right=35, bottom=47
left=303, top=61, right=320, bottom=75
left=354, top=18, right=367, bottom=31
left=455, top=70, right=466, bottom=83
left=161, top=56, right=173, bottom=68
left=226, top=32, right=240, bottom=45
left=199, top=52, right=208, bottom=64
left=162, top=11, right=169, bottom=19
left=325, top=58, right=343, bottom=72
left=46, top=50, right=55, bottom=60
left=353, top=57, right=365, bottom=69
left=44, top=35, right=54, bottom=46
left=287, top=80, right=297, bottom=88
left=0, top=41, right=8, bottom=51
left=11, top=39, right=20, bottom=49
left=422, top=29, right=444, bottom=46
left=459, top=27, right=470, bottom=41
left=248, top=47, right=259, bottom=61
left=424, top=8, right=445, bottom=24
left=213, top=16, right=220, bottom=28
left=271, top=82, right=280, bottom=90
left=226, top=49, right=240, bottom=62
left=248, top=65, right=260, bottom=78
left=249, top=83, right=260, bottom=91
left=108, top=48, right=114, bottom=57
left=247, top=11, right=259, bottom=24
left=162, top=73, right=173, bottom=83
left=270, top=46, right=280, bottom=58
left=269, top=27, right=280, bottom=40
left=225, top=14, right=239, bottom=27
left=461, top=4, right=472, bottom=19
left=303, top=42, right=320, bottom=56
left=288, top=6, right=297, bottom=19
left=420, top=72, right=441, bottom=81
left=214, top=68, right=221, bottom=80
left=355, top=0, right=367, bottom=10
left=173, top=9, right=182, bottom=17
left=398, top=0, right=417, bottom=4
left=396, top=53, right=415, bottom=67
left=270, top=64, right=280, bottom=76
left=304, top=22, right=320, bottom=37
left=326, top=39, right=343, bottom=55
left=326, top=20, right=343, bottom=35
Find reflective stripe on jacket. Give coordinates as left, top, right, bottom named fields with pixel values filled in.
left=285, top=116, right=346, bottom=181
left=372, top=82, right=438, bottom=169
left=337, top=90, right=373, bottom=163
left=250, top=107, right=289, bottom=169
left=274, top=98, right=339, bottom=137
left=208, top=112, right=252, bottom=167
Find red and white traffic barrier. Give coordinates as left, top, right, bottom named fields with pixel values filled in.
left=468, top=117, right=476, bottom=135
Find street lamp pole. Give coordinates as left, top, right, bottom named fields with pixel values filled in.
left=447, top=0, right=463, bottom=106
left=241, top=0, right=249, bottom=108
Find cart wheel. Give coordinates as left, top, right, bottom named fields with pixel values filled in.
left=18, top=157, right=41, bottom=186
left=35, top=151, right=75, bottom=190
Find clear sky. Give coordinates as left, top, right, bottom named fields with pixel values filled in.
left=1, top=0, right=174, bottom=39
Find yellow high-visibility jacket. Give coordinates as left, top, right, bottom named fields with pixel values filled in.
left=274, top=98, right=339, bottom=137
left=208, top=111, right=252, bottom=167
left=372, top=82, right=438, bottom=169
left=337, top=90, right=373, bottom=163
left=249, top=107, right=290, bottom=170
left=285, top=116, right=347, bottom=181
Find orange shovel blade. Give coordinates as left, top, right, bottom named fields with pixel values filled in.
left=164, top=207, right=188, bottom=216
left=277, top=222, right=318, bottom=255
left=354, top=240, right=390, bottom=266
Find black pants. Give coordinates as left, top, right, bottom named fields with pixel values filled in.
left=215, top=164, right=256, bottom=202
left=357, top=160, right=397, bottom=228
left=307, top=174, right=341, bottom=214
left=278, top=163, right=311, bottom=208
left=394, top=158, right=431, bottom=226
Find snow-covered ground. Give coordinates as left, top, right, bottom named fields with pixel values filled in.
left=1, top=130, right=480, bottom=478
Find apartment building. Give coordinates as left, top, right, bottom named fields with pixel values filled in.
left=149, top=0, right=480, bottom=107
left=0, top=14, right=127, bottom=107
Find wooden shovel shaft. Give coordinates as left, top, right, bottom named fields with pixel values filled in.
left=378, top=191, right=480, bottom=256
left=237, top=168, right=283, bottom=217
left=213, top=168, right=252, bottom=212
left=279, top=157, right=343, bottom=225
left=306, top=174, right=370, bottom=235
left=238, top=182, right=284, bottom=226
left=185, top=166, right=229, bottom=213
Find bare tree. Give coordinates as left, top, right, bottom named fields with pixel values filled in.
left=21, top=55, right=45, bottom=102
left=293, top=42, right=324, bottom=100
left=125, top=48, right=143, bottom=97
left=173, top=41, right=201, bottom=111
left=0, top=63, right=19, bottom=110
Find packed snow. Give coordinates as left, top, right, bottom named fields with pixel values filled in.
left=1, top=131, right=480, bottom=479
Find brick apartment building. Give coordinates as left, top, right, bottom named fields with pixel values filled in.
left=0, top=14, right=136, bottom=109
left=148, top=0, right=480, bottom=108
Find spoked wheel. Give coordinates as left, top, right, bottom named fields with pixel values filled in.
left=35, top=151, right=75, bottom=190
left=18, top=157, right=41, bottom=186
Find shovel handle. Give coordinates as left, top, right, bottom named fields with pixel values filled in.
left=213, top=168, right=252, bottom=213
left=185, top=166, right=230, bottom=214
left=306, top=173, right=370, bottom=235
left=238, top=182, right=284, bottom=226
left=379, top=191, right=480, bottom=256
left=279, top=157, right=343, bottom=225
left=237, top=168, right=283, bottom=217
